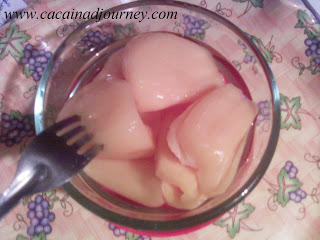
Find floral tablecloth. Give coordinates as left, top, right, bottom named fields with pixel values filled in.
left=0, top=0, right=320, bottom=239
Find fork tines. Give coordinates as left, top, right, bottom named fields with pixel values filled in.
left=55, top=115, right=103, bottom=160
left=62, top=126, right=85, bottom=141
left=51, top=115, right=81, bottom=133
left=73, top=133, right=93, bottom=149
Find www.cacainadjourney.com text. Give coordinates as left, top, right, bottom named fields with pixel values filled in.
left=4, top=8, right=178, bottom=23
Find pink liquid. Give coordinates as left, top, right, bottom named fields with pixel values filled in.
left=69, top=33, right=255, bottom=210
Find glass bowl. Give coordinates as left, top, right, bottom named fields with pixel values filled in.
left=34, top=0, right=280, bottom=236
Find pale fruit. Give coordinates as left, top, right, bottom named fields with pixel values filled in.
left=122, top=32, right=224, bottom=112
left=167, top=84, right=258, bottom=196
left=57, top=79, right=155, bottom=160
left=209, top=132, right=248, bottom=196
left=94, top=49, right=125, bottom=83
left=140, top=111, right=163, bottom=139
left=155, top=107, right=206, bottom=209
left=84, top=157, right=164, bottom=208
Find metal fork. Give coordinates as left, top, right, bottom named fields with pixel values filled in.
left=0, top=115, right=103, bottom=219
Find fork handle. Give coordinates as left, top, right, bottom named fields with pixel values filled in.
left=0, top=168, right=40, bottom=220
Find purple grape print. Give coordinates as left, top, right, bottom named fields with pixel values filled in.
left=282, top=161, right=306, bottom=204
left=43, top=224, right=52, bottom=234
left=304, top=36, right=320, bottom=68
left=108, top=222, right=151, bottom=239
left=265, top=157, right=312, bottom=220
left=283, top=160, right=297, bottom=178
left=288, top=187, right=306, bottom=203
left=119, top=229, right=126, bottom=235
left=243, top=54, right=253, bottom=64
left=238, top=39, right=246, bottom=50
left=113, top=228, right=121, bottom=237
left=78, top=30, right=115, bottom=52
left=34, top=225, right=44, bottom=235
left=27, top=226, right=35, bottom=236
left=256, top=100, right=271, bottom=125
left=48, top=212, right=55, bottom=222
left=109, top=223, right=127, bottom=237
left=304, top=37, right=320, bottom=61
left=20, top=44, right=52, bottom=82
left=109, top=223, right=125, bottom=237
left=292, top=34, right=320, bottom=75
left=233, top=37, right=269, bottom=73
left=12, top=191, right=73, bottom=240
left=109, top=223, right=115, bottom=230
left=182, top=15, right=210, bottom=40
left=28, top=201, right=36, bottom=210
left=26, top=194, right=55, bottom=237
left=0, top=112, right=35, bottom=147
left=289, top=192, right=296, bottom=201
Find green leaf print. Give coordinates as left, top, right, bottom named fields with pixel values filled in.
left=280, top=95, right=302, bottom=130
left=114, top=23, right=135, bottom=40
left=24, top=64, right=34, bottom=78
left=214, top=201, right=255, bottom=238
left=250, top=0, right=263, bottom=8
left=10, top=110, right=23, bottom=120
left=125, top=232, right=141, bottom=240
left=16, top=235, right=29, bottom=240
left=295, top=10, right=320, bottom=38
left=0, top=22, right=31, bottom=61
left=31, top=232, right=46, bottom=240
left=251, top=36, right=273, bottom=63
left=277, top=169, right=302, bottom=207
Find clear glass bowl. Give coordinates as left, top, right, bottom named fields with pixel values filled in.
left=34, top=0, right=280, bottom=235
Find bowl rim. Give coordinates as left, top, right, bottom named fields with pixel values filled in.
left=34, top=0, right=281, bottom=233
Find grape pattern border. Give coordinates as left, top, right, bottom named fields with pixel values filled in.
left=213, top=200, right=261, bottom=239
left=291, top=10, right=320, bottom=75
left=232, top=34, right=282, bottom=74
left=264, top=160, right=320, bottom=221
left=13, top=191, right=73, bottom=240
